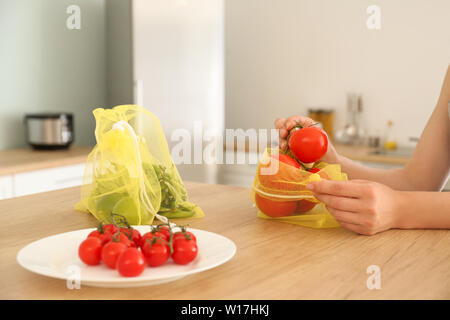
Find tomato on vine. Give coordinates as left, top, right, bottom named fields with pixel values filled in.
left=156, top=225, right=171, bottom=241
left=120, top=227, right=141, bottom=247
left=172, top=235, right=198, bottom=265
left=78, top=237, right=102, bottom=266
left=102, top=224, right=118, bottom=235
left=101, top=241, right=127, bottom=269
left=295, top=199, right=317, bottom=213
left=88, top=230, right=112, bottom=245
left=271, top=154, right=300, bottom=169
left=116, top=247, right=146, bottom=277
left=173, top=229, right=197, bottom=243
left=288, top=125, right=328, bottom=163
left=254, top=193, right=297, bottom=217
left=141, top=237, right=170, bottom=267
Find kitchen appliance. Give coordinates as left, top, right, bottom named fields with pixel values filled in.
left=335, top=93, right=365, bottom=145
left=24, top=113, right=73, bottom=150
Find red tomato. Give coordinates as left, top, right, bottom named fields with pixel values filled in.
left=120, top=227, right=141, bottom=247
left=288, top=127, right=328, bottom=163
left=295, top=199, right=317, bottom=213
left=254, top=193, right=297, bottom=217
left=141, top=238, right=170, bottom=267
left=308, top=168, right=320, bottom=173
left=157, top=226, right=171, bottom=241
left=88, top=230, right=112, bottom=245
left=172, top=237, right=198, bottom=265
left=78, top=237, right=102, bottom=266
left=173, top=231, right=197, bottom=243
left=140, top=231, right=161, bottom=248
left=271, top=154, right=300, bottom=169
left=101, top=241, right=127, bottom=269
left=116, top=248, right=146, bottom=277
left=140, top=230, right=169, bottom=248
left=113, top=231, right=134, bottom=247
left=102, top=224, right=118, bottom=235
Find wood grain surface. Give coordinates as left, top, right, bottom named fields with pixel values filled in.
left=0, top=182, right=448, bottom=299
left=0, top=146, right=91, bottom=176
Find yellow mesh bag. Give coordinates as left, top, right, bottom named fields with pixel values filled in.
left=251, top=148, right=347, bottom=228
left=75, top=105, right=204, bottom=225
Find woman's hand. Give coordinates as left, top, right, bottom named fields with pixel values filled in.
left=307, top=179, right=402, bottom=235
left=274, top=116, right=338, bottom=163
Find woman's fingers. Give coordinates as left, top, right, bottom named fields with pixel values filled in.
left=314, top=193, right=365, bottom=212
left=275, top=115, right=317, bottom=150
left=274, top=118, right=286, bottom=130
left=275, top=116, right=316, bottom=136
left=327, top=207, right=362, bottom=225
left=307, top=179, right=365, bottom=198
left=279, top=128, right=288, bottom=139
left=287, top=116, right=315, bottom=130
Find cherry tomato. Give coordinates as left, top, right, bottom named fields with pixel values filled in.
left=308, top=168, right=320, bottom=173
left=102, top=224, right=118, bottom=235
left=173, top=231, right=197, bottom=243
left=295, top=199, right=317, bottom=213
left=271, top=154, right=300, bottom=169
left=101, top=241, right=127, bottom=269
left=120, top=227, right=141, bottom=247
left=254, top=193, right=297, bottom=217
left=140, top=231, right=167, bottom=248
left=88, top=230, right=112, bottom=245
left=157, top=226, right=171, bottom=241
left=116, top=247, right=146, bottom=277
left=113, top=231, right=134, bottom=247
left=141, top=238, right=170, bottom=267
left=288, top=127, right=328, bottom=163
left=172, top=237, right=198, bottom=265
left=78, top=237, right=102, bottom=266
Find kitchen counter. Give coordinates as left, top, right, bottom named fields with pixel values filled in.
left=229, top=141, right=411, bottom=166
left=333, top=143, right=410, bottom=165
left=0, top=143, right=408, bottom=177
left=0, top=146, right=92, bottom=176
left=1, top=181, right=449, bottom=299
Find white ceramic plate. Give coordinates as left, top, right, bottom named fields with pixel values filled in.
left=17, top=226, right=236, bottom=288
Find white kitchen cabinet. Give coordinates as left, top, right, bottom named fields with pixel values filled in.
left=0, top=175, right=14, bottom=200
left=13, top=163, right=85, bottom=197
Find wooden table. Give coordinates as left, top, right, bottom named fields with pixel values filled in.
left=0, top=182, right=449, bottom=299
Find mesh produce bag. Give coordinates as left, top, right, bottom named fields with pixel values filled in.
left=75, top=105, right=204, bottom=225
left=251, top=148, right=348, bottom=228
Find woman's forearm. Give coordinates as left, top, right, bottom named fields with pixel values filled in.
left=330, top=65, right=450, bottom=192
left=335, top=153, right=414, bottom=191
left=395, top=191, right=450, bottom=229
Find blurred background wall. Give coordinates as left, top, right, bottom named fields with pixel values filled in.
left=0, top=0, right=109, bottom=149
left=1, top=0, right=450, bottom=150
left=225, top=0, right=450, bottom=146
left=106, top=0, right=133, bottom=109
